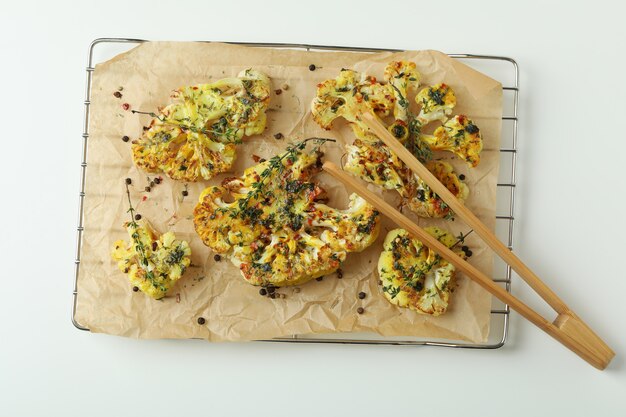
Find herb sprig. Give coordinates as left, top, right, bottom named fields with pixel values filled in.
left=229, top=137, right=336, bottom=219
left=124, top=181, right=155, bottom=283
left=388, top=84, right=432, bottom=163
left=132, top=110, right=242, bottom=144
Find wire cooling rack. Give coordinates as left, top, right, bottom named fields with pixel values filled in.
left=72, top=38, right=519, bottom=349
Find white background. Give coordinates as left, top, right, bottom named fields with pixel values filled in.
left=1, top=1, right=625, bottom=416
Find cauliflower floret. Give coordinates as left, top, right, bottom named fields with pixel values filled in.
left=377, top=227, right=466, bottom=316
left=344, top=139, right=407, bottom=192
left=311, top=69, right=394, bottom=142
left=415, top=83, right=457, bottom=124
left=405, top=161, right=469, bottom=218
left=384, top=61, right=421, bottom=123
left=193, top=141, right=381, bottom=287
left=344, top=141, right=468, bottom=218
left=111, top=221, right=191, bottom=299
left=421, top=114, right=483, bottom=167
left=132, top=69, right=270, bottom=181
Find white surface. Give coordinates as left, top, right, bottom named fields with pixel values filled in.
left=1, top=1, right=625, bottom=416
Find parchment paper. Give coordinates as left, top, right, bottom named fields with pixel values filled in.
left=75, top=42, right=502, bottom=343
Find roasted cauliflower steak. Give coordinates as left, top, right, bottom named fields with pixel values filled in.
left=112, top=221, right=191, bottom=299
left=312, top=61, right=483, bottom=219
left=132, top=69, right=270, bottom=181
left=378, top=227, right=466, bottom=316
left=193, top=140, right=381, bottom=287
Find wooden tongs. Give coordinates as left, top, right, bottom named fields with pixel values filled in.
left=322, top=112, right=614, bottom=370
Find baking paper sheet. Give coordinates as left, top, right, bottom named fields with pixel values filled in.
left=75, top=42, right=502, bottom=342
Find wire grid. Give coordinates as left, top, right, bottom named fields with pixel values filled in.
left=72, top=38, right=519, bottom=349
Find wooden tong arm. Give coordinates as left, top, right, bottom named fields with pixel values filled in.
left=321, top=112, right=615, bottom=370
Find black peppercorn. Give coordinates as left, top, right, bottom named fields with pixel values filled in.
left=308, top=64, right=316, bottom=71
left=267, top=286, right=276, bottom=294
left=337, top=269, right=343, bottom=279
left=125, top=178, right=132, bottom=185
left=357, top=307, right=365, bottom=314
left=113, top=91, right=122, bottom=98
left=132, top=286, right=139, bottom=292
left=182, top=190, right=189, bottom=197
left=122, top=135, right=130, bottom=142
left=270, top=293, right=276, bottom=299
left=461, top=245, right=469, bottom=252
left=197, top=317, right=206, bottom=325
left=145, top=186, right=151, bottom=192
left=459, top=174, right=466, bottom=181
left=154, top=177, right=161, bottom=184
left=466, top=250, right=473, bottom=257
left=273, top=133, right=284, bottom=140
left=134, top=214, right=142, bottom=220
left=259, top=288, right=267, bottom=296
left=275, top=89, right=282, bottom=95
left=358, top=292, right=366, bottom=300
left=214, top=254, right=221, bottom=262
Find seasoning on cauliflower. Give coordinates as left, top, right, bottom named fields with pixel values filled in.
left=193, top=138, right=381, bottom=287
left=132, top=69, right=270, bottom=181
left=377, top=227, right=466, bottom=316
left=112, top=220, right=191, bottom=300
left=415, top=83, right=457, bottom=124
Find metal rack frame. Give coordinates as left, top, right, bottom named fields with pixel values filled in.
left=72, top=38, right=519, bottom=349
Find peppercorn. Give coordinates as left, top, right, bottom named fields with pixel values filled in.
left=270, top=293, right=276, bottom=299
left=337, top=269, right=343, bottom=279
left=145, top=186, right=151, bottom=192
left=466, top=250, right=473, bottom=257
left=378, top=280, right=383, bottom=286
left=358, top=292, right=366, bottom=299
left=357, top=307, right=365, bottom=314
left=459, top=174, right=466, bottom=181
left=214, top=254, right=221, bottom=262
left=259, top=288, right=267, bottom=296
left=273, top=133, right=284, bottom=140
left=150, top=181, right=155, bottom=187
left=122, top=135, right=130, bottom=142
left=316, top=276, right=324, bottom=281
left=267, top=286, right=276, bottom=294
left=125, top=178, right=132, bottom=185
left=152, top=242, right=158, bottom=251
left=461, top=245, right=469, bottom=252
left=275, top=89, right=282, bottom=95
left=132, top=286, right=139, bottom=292
left=416, top=189, right=425, bottom=201
left=197, top=317, right=206, bottom=325
left=134, top=214, right=142, bottom=220
left=154, top=177, right=161, bottom=184
left=308, top=64, right=316, bottom=71
left=182, top=190, right=189, bottom=197
left=113, top=91, right=122, bottom=98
